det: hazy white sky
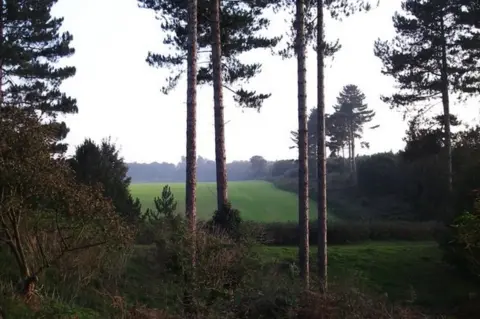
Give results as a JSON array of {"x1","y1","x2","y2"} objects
[{"x1": 53, "y1": 0, "x2": 479, "y2": 164}]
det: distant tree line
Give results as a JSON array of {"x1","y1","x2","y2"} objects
[{"x1": 127, "y1": 155, "x2": 279, "y2": 183}]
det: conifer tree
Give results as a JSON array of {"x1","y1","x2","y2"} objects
[
  {"x1": 69, "y1": 138, "x2": 142, "y2": 223},
  {"x1": 333, "y1": 84, "x2": 375, "y2": 182},
  {"x1": 295, "y1": 0, "x2": 310, "y2": 289},
  {"x1": 138, "y1": 0, "x2": 281, "y2": 211},
  {"x1": 374, "y1": 0, "x2": 477, "y2": 206},
  {"x1": 0, "y1": 1, "x2": 77, "y2": 153}
]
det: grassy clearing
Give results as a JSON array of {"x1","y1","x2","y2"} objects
[
  {"x1": 130, "y1": 180, "x2": 322, "y2": 222},
  {"x1": 259, "y1": 241, "x2": 475, "y2": 310}
]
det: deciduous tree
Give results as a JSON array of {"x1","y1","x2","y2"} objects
[{"x1": 0, "y1": 109, "x2": 132, "y2": 297}]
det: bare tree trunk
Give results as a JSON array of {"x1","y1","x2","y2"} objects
[
  {"x1": 350, "y1": 126, "x2": 357, "y2": 186},
  {"x1": 439, "y1": 15, "x2": 453, "y2": 217},
  {"x1": 347, "y1": 138, "x2": 352, "y2": 172},
  {"x1": 316, "y1": 0, "x2": 327, "y2": 294},
  {"x1": 186, "y1": 0, "x2": 198, "y2": 268},
  {"x1": 296, "y1": 0, "x2": 309, "y2": 289},
  {"x1": 184, "y1": 0, "x2": 198, "y2": 314},
  {"x1": 211, "y1": 0, "x2": 228, "y2": 212},
  {"x1": 0, "y1": 2, "x2": 4, "y2": 106}
]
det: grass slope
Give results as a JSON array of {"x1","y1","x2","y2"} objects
[
  {"x1": 259, "y1": 242, "x2": 474, "y2": 309},
  {"x1": 130, "y1": 180, "x2": 320, "y2": 222}
]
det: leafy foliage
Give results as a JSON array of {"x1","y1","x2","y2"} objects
[
  {"x1": 0, "y1": 108, "x2": 133, "y2": 288},
  {"x1": 441, "y1": 194, "x2": 480, "y2": 282}
]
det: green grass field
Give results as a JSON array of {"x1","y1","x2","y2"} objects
[
  {"x1": 259, "y1": 242, "x2": 474, "y2": 309},
  {"x1": 130, "y1": 180, "x2": 320, "y2": 222}
]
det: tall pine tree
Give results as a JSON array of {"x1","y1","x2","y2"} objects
[
  {"x1": 295, "y1": 0, "x2": 310, "y2": 289},
  {"x1": 0, "y1": 1, "x2": 77, "y2": 153},
  {"x1": 333, "y1": 84, "x2": 375, "y2": 183},
  {"x1": 138, "y1": 0, "x2": 281, "y2": 211},
  {"x1": 374, "y1": 0, "x2": 476, "y2": 215}
]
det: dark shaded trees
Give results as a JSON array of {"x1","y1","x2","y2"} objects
[
  {"x1": 69, "y1": 138, "x2": 142, "y2": 223},
  {"x1": 374, "y1": 0, "x2": 479, "y2": 210},
  {"x1": 249, "y1": 155, "x2": 268, "y2": 179},
  {"x1": 0, "y1": 109, "x2": 132, "y2": 295},
  {"x1": 0, "y1": 0, "x2": 77, "y2": 153}
]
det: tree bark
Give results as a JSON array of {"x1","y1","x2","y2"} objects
[
  {"x1": 211, "y1": 0, "x2": 228, "y2": 212},
  {"x1": 184, "y1": 0, "x2": 198, "y2": 314},
  {"x1": 0, "y1": 2, "x2": 4, "y2": 106},
  {"x1": 439, "y1": 14, "x2": 453, "y2": 217},
  {"x1": 296, "y1": 0, "x2": 309, "y2": 289},
  {"x1": 316, "y1": 0, "x2": 327, "y2": 294},
  {"x1": 350, "y1": 123, "x2": 357, "y2": 186},
  {"x1": 186, "y1": 0, "x2": 198, "y2": 265}
]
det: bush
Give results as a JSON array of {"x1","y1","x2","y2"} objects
[
  {"x1": 297, "y1": 289, "x2": 427, "y2": 319},
  {"x1": 209, "y1": 201, "x2": 242, "y2": 239},
  {"x1": 150, "y1": 210, "x2": 266, "y2": 317},
  {"x1": 441, "y1": 194, "x2": 480, "y2": 282},
  {"x1": 262, "y1": 220, "x2": 441, "y2": 246},
  {"x1": 136, "y1": 185, "x2": 178, "y2": 245}
]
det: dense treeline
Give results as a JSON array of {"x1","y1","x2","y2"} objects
[
  {"x1": 274, "y1": 112, "x2": 480, "y2": 222},
  {"x1": 127, "y1": 155, "x2": 275, "y2": 182}
]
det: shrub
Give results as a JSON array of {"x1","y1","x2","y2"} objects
[
  {"x1": 297, "y1": 289, "x2": 427, "y2": 319},
  {"x1": 441, "y1": 194, "x2": 480, "y2": 281},
  {"x1": 151, "y1": 211, "x2": 263, "y2": 317},
  {"x1": 0, "y1": 108, "x2": 133, "y2": 298},
  {"x1": 136, "y1": 185, "x2": 178, "y2": 244},
  {"x1": 209, "y1": 201, "x2": 242, "y2": 239}
]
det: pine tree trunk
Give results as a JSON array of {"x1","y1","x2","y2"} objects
[
  {"x1": 296, "y1": 0, "x2": 309, "y2": 289},
  {"x1": 347, "y1": 137, "x2": 352, "y2": 172},
  {"x1": 186, "y1": 0, "x2": 198, "y2": 266},
  {"x1": 211, "y1": 0, "x2": 228, "y2": 212},
  {"x1": 0, "y1": 3, "x2": 3, "y2": 106},
  {"x1": 316, "y1": 0, "x2": 327, "y2": 294},
  {"x1": 184, "y1": 0, "x2": 198, "y2": 314},
  {"x1": 440, "y1": 15, "x2": 453, "y2": 216},
  {"x1": 350, "y1": 126, "x2": 357, "y2": 186}
]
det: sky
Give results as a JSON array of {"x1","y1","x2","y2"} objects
[{"x1": 52, "y1": 0, "x2": 479, "y2": 164}]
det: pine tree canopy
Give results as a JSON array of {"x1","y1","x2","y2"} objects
[
  {"x1": 138, "y1": 0, "x2": 282, "y2": 109},
  {"x1": 0, "y1": 0, "x2": 77, "y2": 152},
  {"x1": 374, "y1": 0, "x2": 479, "y2": 108}
]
